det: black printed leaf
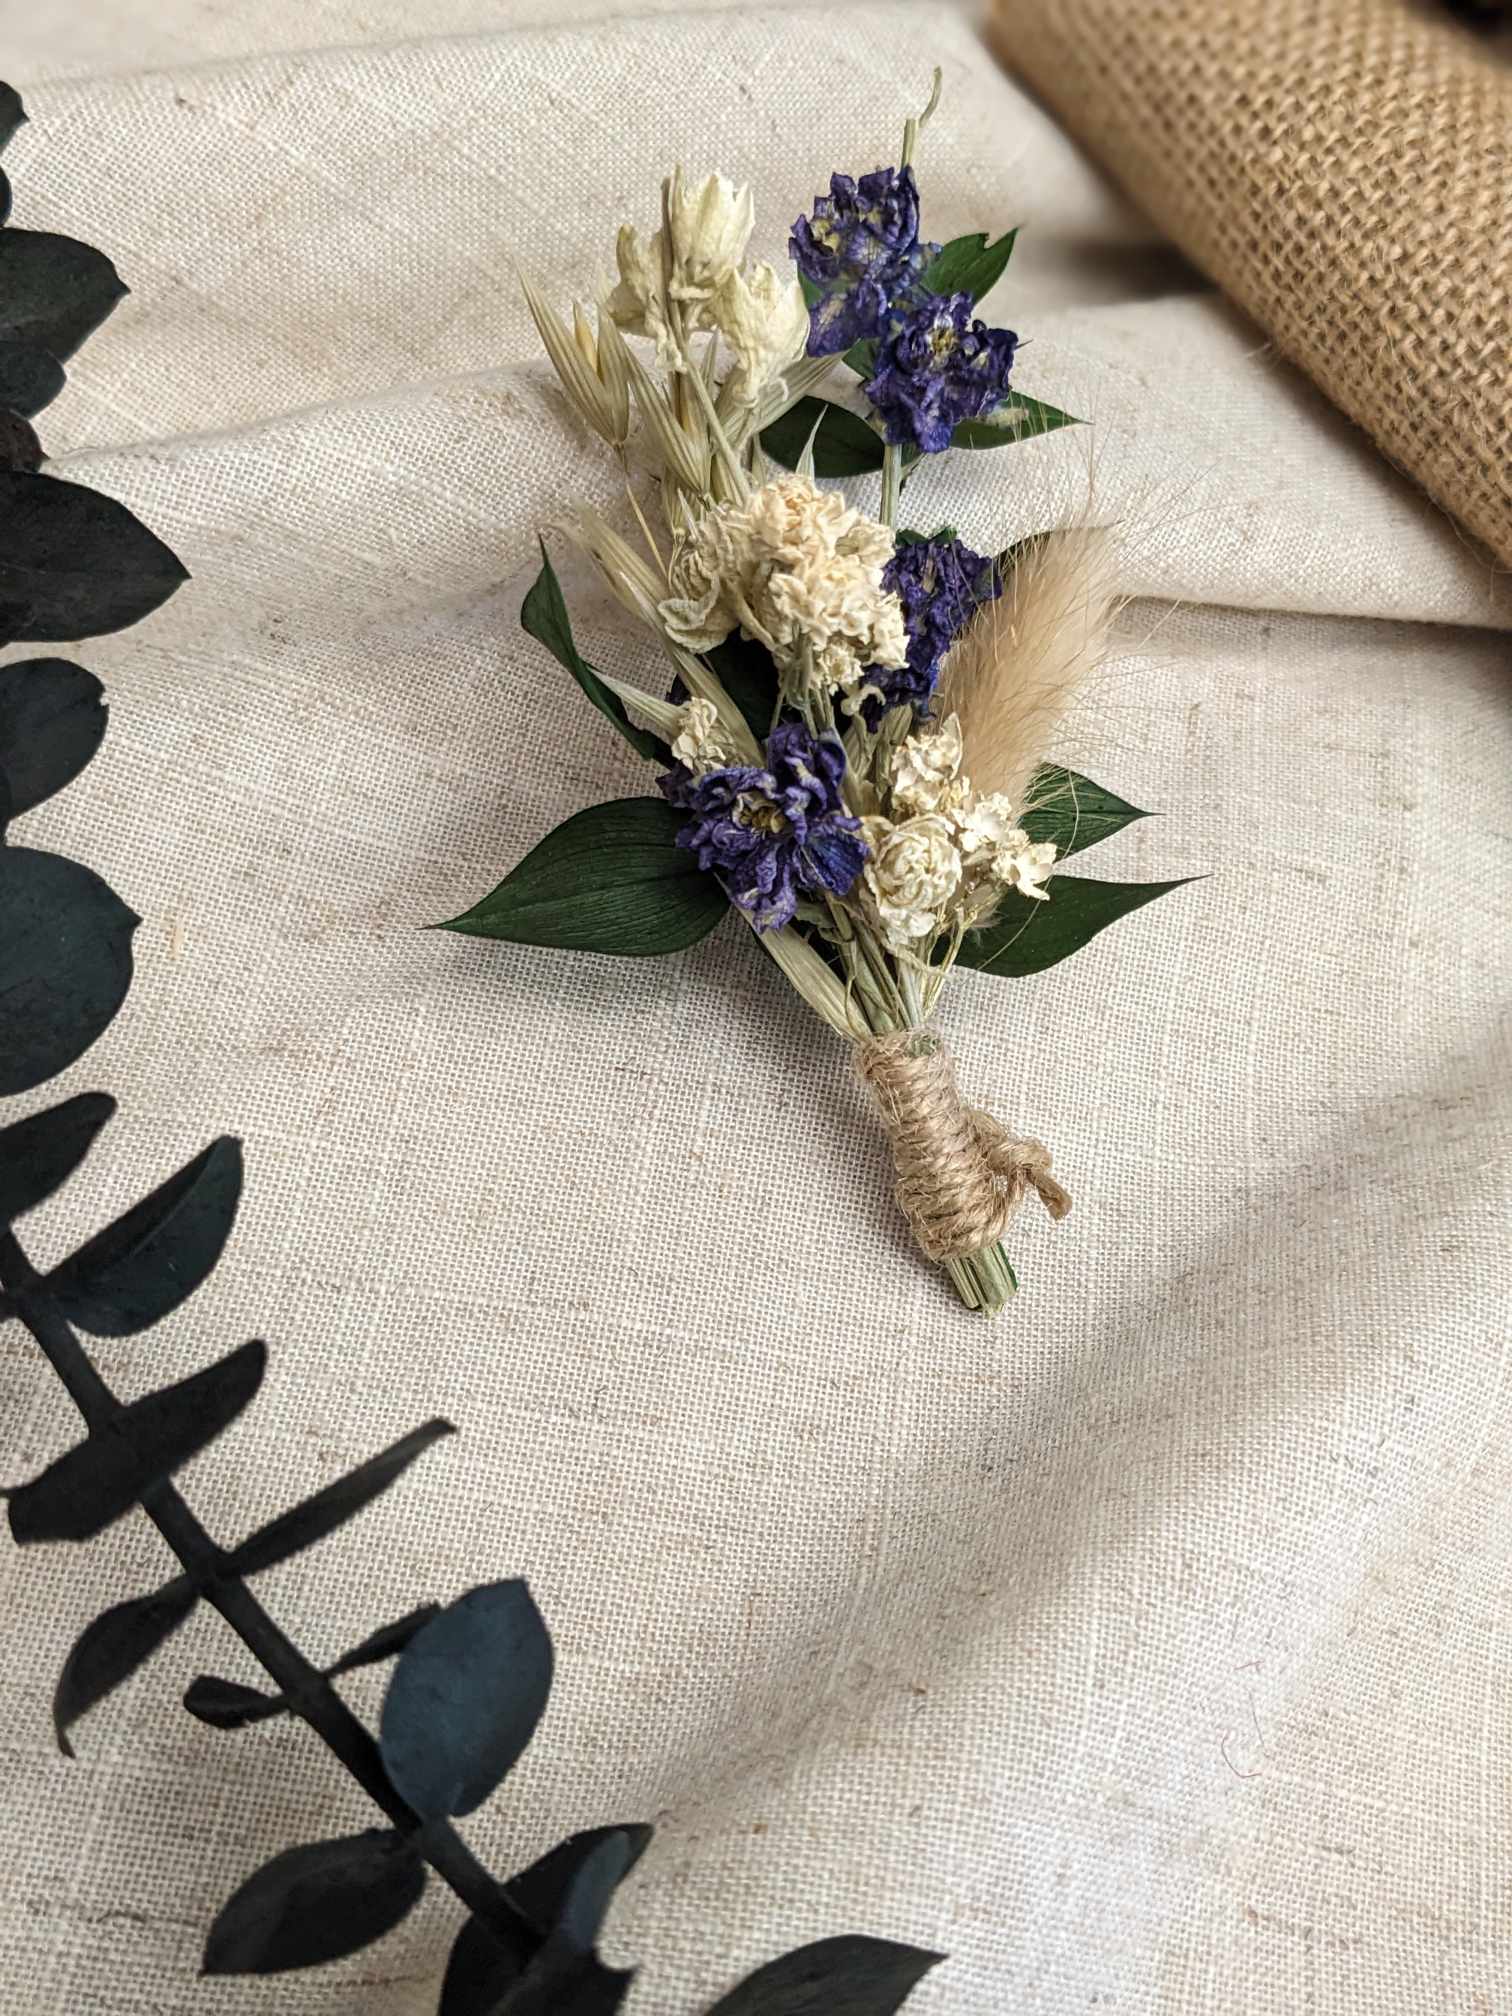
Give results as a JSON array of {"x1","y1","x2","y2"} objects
[
  {"x1": 54, "y1": 1575, "x2": 197, "y2": 1756},
  {"x1": 0, "y1": 341, "x2": 65, "y2": 420},
  {"x1": 184, "y1": 1603, "x2": 442, "y2": 1730},
  {"x1": 0, "y1": 657, "x2": 107, "y2": 818},
  {"x1": 0, "y1": 472, "x2": 188, "y2": 644},
  {"x1": 202, "y1": 1829, "x2": 425, "y2": 1976},
  {"x1": 228, "y1": 1419, "x2": 456, "y2": 1578},
  {"x1": 0, "y1": 167, "x2": 10, "y2": 228},
  {"x1": 441, "y1": 1825, "x2": 654, "y2": 2015},
  {"x1": 0, "y1": 846, "x2": 137, "y2": 1097},
  {"x1": 0, "y1": 407, "x2": 41, "y2": 472},
  {"x1": 0, "y1": 1091, "x2": 115, "y2": 1225},
  {"x1": 182, "y1": 1675, "x2": 276, "y2": 1729},
  {"x1": 522, "y1": 542, "x2": 666, "y2": 763},
  {"x1": 955, "y1": 875, "x2": 1195, "y2": 979},
  {"x1": 9, "y1": 1339, "x2": 266, "y2": 1544},
  {"x1": 704, "y1": 635, "x2": 778, "y2": 742},
  {"x1": 0, "y1": 84, "x2": 24, "y2": 152},
  {"x1": 380, "y1": 1579, "x2": 553, "y2": 1820},
  {"x1": 47, "y1": 1136, "x2": 243, "y2": 1336},
  {"x1": 760, "y1": 397, "x2": 884, "y2": 477},
  {"x1": 1021, "y1": 766, "x2": 1150, "y2": 858},
  {"x1": 488, "y1": 1834, "x2": 637, "y2": 2016},
  {"x1": 437, "y1": 799, "x2": 727, "y2": 957},
  {"x1": 0, "y1": 230, "x2": 127, "y2": 366},
  {"x1": 706, "y1": 1935, "x2": 945, "y2": 2015}
]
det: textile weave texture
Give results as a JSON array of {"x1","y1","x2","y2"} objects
[
  {"x1": 989, "y1": 0, "x2": 1512, "y2": 567},
  {"x1": 1, "y1": 3, "x2": 1510, "y2": 2013}
]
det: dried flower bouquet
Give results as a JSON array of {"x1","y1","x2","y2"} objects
[{"x1": 440, "y1": 80, "x2": 1186, "y2": 1312}]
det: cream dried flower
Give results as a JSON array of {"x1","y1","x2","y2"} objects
[
  {"x1": 670, "y1": 695, "x2": 733, "y2": 775},
  {"x1": 992, "y1": 831, "x2": 1058, "y2": 901},
  {"x1": 712, "y1": 261, "x2": 810, "y2": 407},
  {"x1": 658, "y1": 474, "x2": 906, "y2": 708},
  {"x1": 860, "y1": 812, "x2": 963, "y2": 952},
  {"x1": 890, "y1": 713, "x2": 969, "y2": 816},
  {"x1": 665, "y1": 170, "x2": 756, "y2": 300},
  {"x1": 952, "y1": 790, "x2": 1058, "y2": 903}
]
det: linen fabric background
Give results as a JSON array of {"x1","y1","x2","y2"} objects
[{"x1": 1, "y1": 4, "x2": 1510, "y2": 2013}]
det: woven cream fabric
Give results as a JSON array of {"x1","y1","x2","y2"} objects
[
  {"x1": 2, "y1": 5, "x2": 1510, "y2": 2014},
  {"x1": 989, "y1": 0, "x2": 1512, "y2": 570}
]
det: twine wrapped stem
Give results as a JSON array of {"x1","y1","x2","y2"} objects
[{"x1": 858, "y1": 1027, "x2": 1071, "y2": 1267}]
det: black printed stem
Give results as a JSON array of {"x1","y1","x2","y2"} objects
[{"x1": 0, "y1": 1228, "x2": 532, "y2": 1946}]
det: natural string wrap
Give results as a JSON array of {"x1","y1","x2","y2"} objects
[{"x1": 857, "y1": 1028, "x2": 1071, "y2": 1264}]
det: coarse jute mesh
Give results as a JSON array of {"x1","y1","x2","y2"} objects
[{"x1": 990, "y1": 0, "x2": 1512, "y2": 568}]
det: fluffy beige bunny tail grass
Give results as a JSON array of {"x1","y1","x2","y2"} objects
[{"x1": 936, "y1": 527, "x2": 1118, "y2": 813}]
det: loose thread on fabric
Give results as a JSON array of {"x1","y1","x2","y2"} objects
[{"x1": 857, "y1": 1027, "x2": 1071, "y2": 1264}]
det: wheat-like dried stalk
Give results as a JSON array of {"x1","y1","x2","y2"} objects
[{"x1": 936, "y1": 526, "x2": 1118, "y2": 811}]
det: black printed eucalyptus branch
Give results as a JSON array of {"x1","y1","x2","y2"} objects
[{"x1": 0, "y1": 88, "x2": 943, "y2": 2015}]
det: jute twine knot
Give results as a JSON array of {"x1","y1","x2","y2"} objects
[{"x1": 858, "y1": 1027, "x2": 1071, "y2": 1264}]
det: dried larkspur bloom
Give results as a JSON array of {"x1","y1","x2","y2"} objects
[{"x1": 866, "y1": 290, "x2": 1018, "y2": 454}]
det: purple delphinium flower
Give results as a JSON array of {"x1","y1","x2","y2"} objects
[
  {"x1": 862, "y1": 534, "x2": 1001, "y2": 723},
  {"x1": 866, "y1": 291, "x2": 1018, "y2": 453},
  {"x1": 790, "y1": 166, "x2": 936, "y2": 357},
  {"x1": 663, "y1": 720, "x2": 866, "y2": 931}
]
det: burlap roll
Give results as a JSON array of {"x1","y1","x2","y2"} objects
[{"x1": 989, "y1": 0, "x2": 1512, "y2": 569}]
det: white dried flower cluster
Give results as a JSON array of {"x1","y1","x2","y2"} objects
[
  {"x1": 609, "y1": 170, "x2": 809, "y2": 408},
  {"x1": 670, "y1": 695, "x2": 734, "y2": 776},
  {"x1": 658, "y1": 473, "x2": 908, "y2": 712},
  {"x1": 859, "y1": 713, "x2": 1058, "y2": 952}
]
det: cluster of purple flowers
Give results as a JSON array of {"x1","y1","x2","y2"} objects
[
  {"x1": 862, "y1": 533, "x2": 1002, "y2": 722},
  {"x1": 791, "y1": 167, "x2": 1019, "y2": 456},
  {"x1": 663, "y1": 720, "x2": 866, "y2": 931}
]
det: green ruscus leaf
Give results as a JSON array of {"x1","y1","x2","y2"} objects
[
  {"x1": 955, "y1": 874, "x2": 1196, "y2": 979},
  {"x1": 436, "y1": 798, "x2": 727, "y2": 957},
  {"x1": 760, "y1": 396, "x2": 885, "y2": 477},
  {"x1": 949, "y1": 391, "x2": 1082, "y2": 450},
  {"x1": 521, "y1": 540, "x2": 665, "y2": 763},
  {"x1": 918, "y1": 229, "x2": 1019, "y2": 304},
  {"x1": 1021, "y1": 767, "x2": 1150, "y2": 858}
]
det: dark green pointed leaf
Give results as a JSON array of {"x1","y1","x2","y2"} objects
[
  {"x1": 436, "y1": 798, "x2": 727, "y2": 956},
  {"x1": 956, "y1": 874, "x2": 1194, "y2": 978},
  {"x1": 0, "y1": 341, "x2": 65, "y2": 419},
  {"x1": 0, "y1": 657, "x2": 107, "y2": 818},
  {"x1": 1021, "y1": 767, "x2": 1150, "y2": 858},
  {"x1": 0, "y1": 230, "x2": 127, "y2": 365},
  {"x1": 380, "y1": 1579, "x2": 553, "y2": 1820},
  {"x1": 705, "y1": 635, "x2": 778, "y2": 741},
  {"x1": 522, "y1": 542, "x2": 665, "y2": 763},
  {"x1": 202, "y1": 1830, "x2": 425, "y2": 1976},
  {"x1": 54, "y1": 1575, "x2": 197, "y2": 1756},
  {"x1": 47, "y1": 1136, "x2": 243, "y2": 1336},
  {"x1": 9, "y1": 1339, "x2": 266, "y2": 1544},
  {"x1": 760, "y1": 396, "x2": 884, "y2": 477},
  {"x1": 441, "y1": 1824, "x2": 653, "y2": 2014},
  {"x1": 0, "y1": 472, "x2": 188, "y2": 644},
  {"x1": 0, "y1": 846, "x2": 137, "y2": 1097},
  {"x1": 0, "y1": 407, "x2": 41, "y2": 471},
  {"x1": 707, "y1": 1935, "x2": 945, "y2": 2015},
  {"x1": 919, "y1": 229, "x2": 1018, "y2": 304},
  {"x1": 229, "y1": 1418, "x2": 456, "y2": 1578},
  {"x1": 0, "y1": 1091, "x2": 115, "y2": 1225},
  {"x1": 950, "y1": 391, "x2": 1081, "y2": 449},
  {"x1": 895, "y1": 526, "x2": 957, "y2": 549},
  {"x1": 184, "y1": 1602, "x2": 443, "y2": 1730}
]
